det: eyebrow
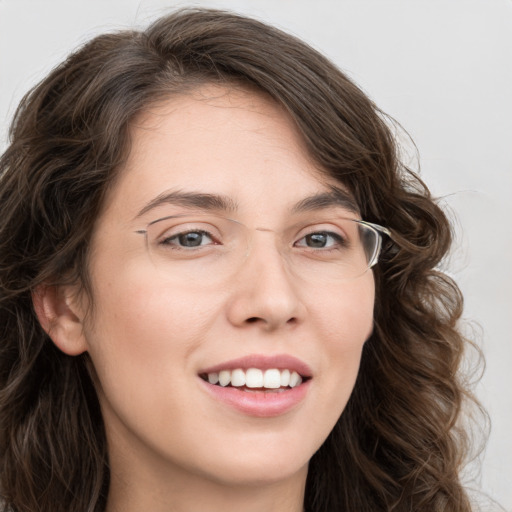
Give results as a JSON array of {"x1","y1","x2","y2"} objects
[
  {"x1": 135, "y1": 185, "x2": 359, "y2": 219},
  {"x1": 291, "y1": 186, "x2": 360, "y2": 215},
  {"x1": 135, "y1": 190, "x2": 238, "y2": 218}
]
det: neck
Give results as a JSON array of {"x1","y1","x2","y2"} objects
[
  {"x1": 106, "y1": 463, "x2": 307, "y2": 512},
  {"x1": 104, "y1": 427, "x2": 308, "y2": 512}
]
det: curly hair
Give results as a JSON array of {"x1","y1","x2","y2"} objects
[{"x1": 0, "y1": 8, "x2": 478, "y2": 511}]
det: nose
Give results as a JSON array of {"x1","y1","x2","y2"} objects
[{"x1": 225, "y1": 232, "x2": 306, "y2": 331}]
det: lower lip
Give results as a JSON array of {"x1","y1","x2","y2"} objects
[{"x1": 199, "y1": 378, "x2": 311, "y2": 418}]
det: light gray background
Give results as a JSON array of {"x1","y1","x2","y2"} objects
[{"x1": 1, "y1": 0, "x2": 510, "y2": 509}]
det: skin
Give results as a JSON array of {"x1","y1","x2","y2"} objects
[{"x1": 36, "y1": 86, "x2": 375, "y2": 512}]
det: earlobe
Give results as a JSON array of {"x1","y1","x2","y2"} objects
[{"x1": 32, "y1": 284, "x2": 88, "y2": 356}]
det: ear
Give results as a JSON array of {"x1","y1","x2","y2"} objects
[{"x1": 32, "y1": 284, "x2": 88, "y2": 356}]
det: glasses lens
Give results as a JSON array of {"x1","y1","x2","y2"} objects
[
  {"x1": 285, "y1": 218, "x2": 379, "y2": 282},
  {"x1": 141, "y1": 214, "x2": 384, "y2": 287},
  {"x1": 143, "y1": 214, "x2": 246, "y2": 290}
]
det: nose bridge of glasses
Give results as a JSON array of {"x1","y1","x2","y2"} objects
[
  {"x1": 241, "y1": 225, "x2": 287, "y2": 256},
  {"x1": 233, "y1": 224, "x2": 298, "y2": 275}
]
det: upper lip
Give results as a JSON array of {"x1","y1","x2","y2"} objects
[{"x1": 199, "y1": 354, "x2": 313, "y2": 378}]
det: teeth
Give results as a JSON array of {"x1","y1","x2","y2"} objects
[
  {"x1": 205, "y1": 368, "x2": 305, "y2": 389},
  {"x1": 263, "y1": 369, "x2": 281, "y2": 389},
  {"x1": 208, "y1": 372, "x2": 219, "y2": 385},
  {"x1": 289, "y1": 371, "x2": 302, "y2": 388},
  {"x1": 231, "y1": 369, "x2": 246, "y2": 387},
  {"x1": 218, "y1": 370, "x2": 231, "y2": 387},
  {"x1": 245, "y1": 368, "x2": 263, "y2": 388}
]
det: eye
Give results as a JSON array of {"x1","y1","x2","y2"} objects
[
  {"x1": 160, "y1": 230, "x2": 215, "y2": 248},
  {"x1": 294, "y1": 231, "x2": 346, "y2": 249}
]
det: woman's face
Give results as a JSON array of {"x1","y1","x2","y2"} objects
[{"x1": 78, "y1": 86, "x2": 375, "y2": 489}]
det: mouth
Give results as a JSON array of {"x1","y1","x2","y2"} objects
[
  {"x1": 197, "y1": 354, "x2": 312, "y2": 417},
  {"x1": 199, "y1": 368, "x2": 310, "y2": 392}
]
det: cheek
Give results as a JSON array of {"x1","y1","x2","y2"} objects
[
  {"x1": 90, "y1": 288, "x2": 207, "y2": 357},
  {"x1": 81, "y1": 274, "x2": 224, "y2": 445},
  {"x1": 313, "y1": 273, "x2": 375, "y2": 347},
  {"x1": 309, "y1": 274, "x2": 375, "y2": 410},
  {"x1": 82, "y1": 262, "x2": 221, "y2": 391}
]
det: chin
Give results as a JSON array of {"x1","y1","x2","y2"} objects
[
  {"x1": 187, "y1": 431, "x2": 316, "y2": 487},
  {"x1": 202, "y1": 457, "x2": 309, "y2": 488}
]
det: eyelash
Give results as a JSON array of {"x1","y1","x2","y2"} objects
[
  {"x1": 160, "y1": 230, "x2": 217, "y2": 248},
  {"x1": 294, "y1": 231, "x2": 347, "y2": 250},
  {"x1": 158, "y1": 228, "x2": 347, "y2": 250}
]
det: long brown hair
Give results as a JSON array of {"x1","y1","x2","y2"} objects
[{"x1": 0, "y1": 8, "x2": 479, "y2": 511}]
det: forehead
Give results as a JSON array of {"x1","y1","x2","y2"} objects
[{"x1": 102, "y1": 85, "x2": 356, "y2": 224}]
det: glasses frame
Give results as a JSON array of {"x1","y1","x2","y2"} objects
[
  {"x1": 352, "y1": 220, "x2": 391, "y2": 269},
  {"x1": 135, "y1": 214, "x2": 392, "y2": 280}
]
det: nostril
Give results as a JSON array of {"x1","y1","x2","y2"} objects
[{"x1": 244, "y1": 315, "x2": 298, "y2": 328}]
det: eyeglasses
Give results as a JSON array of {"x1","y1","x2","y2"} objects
[{"x1": 135, "y1": 213, "x2": 390, "y2": 286}]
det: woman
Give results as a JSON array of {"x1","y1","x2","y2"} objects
[{"x1": 0, "y1": 8, "x2": 478, "y2": 512}]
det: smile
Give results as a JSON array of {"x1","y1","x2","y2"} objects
[
  {"x1": 198, "y1": 354, "x2": 312, "y2": 417},
  {"x1": 200, "y1": 368, "x2": 305, "y2": 390}
]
